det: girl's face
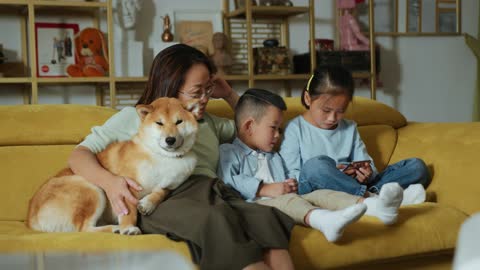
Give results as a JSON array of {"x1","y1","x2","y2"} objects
[
  {"x1": 250, "y1": 105, "x2": 283, "y2": 153},
  {"x1": 177, "y1": 63, "x2": 212, "y2": 119},
  {"x1": 304, "y1": 92, "x2": 350, "y2": 130}
]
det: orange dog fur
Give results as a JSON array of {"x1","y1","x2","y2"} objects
[
  {"x1": 66, "y1": 27, "x2": 109, "y2": 77},
  {"x1": 27, "y1": 98, "x2": 199, "y2": 235}
]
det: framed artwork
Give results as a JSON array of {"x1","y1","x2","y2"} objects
[
  {"x1": 173, "y1": 10, "x2": 222, "y2": 56},
  {"x1": 35, "y1": 22, "x2": 79, "y2": 77}
]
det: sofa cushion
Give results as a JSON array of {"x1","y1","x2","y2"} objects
[
  {"x1": 0, "y1": 221, "x2": 191, "y2": 259},
  {"x1": 358, "y1": 125, "x2": 397, "y2": 172},
  {"x1": 289, "y1": 203, "x2": 467, "y2": 269},
  {"x1": 391, "y1": 122, "x2": 480, "y2": 215}
]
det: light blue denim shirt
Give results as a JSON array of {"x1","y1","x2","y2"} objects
[{"x1": 217, "y1": 138, "x2": 288, "y2": 201}]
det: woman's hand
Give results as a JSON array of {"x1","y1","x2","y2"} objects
[
  {"x1": 104, "y1": 176, "x2": 143, "y2": 216},
  {"x1": 210, "y1": 76, "x2": 239, "y2": 109},
  {"x1": 210, "y1": 76, "x2": 233, "y2": 99}
]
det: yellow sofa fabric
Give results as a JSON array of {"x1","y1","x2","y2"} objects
[{"x1": 0, "y1": 96, "x2": 477, "y2": 270}]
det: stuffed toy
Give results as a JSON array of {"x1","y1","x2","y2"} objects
[
  {"x1": 67, "y1": 28, "x2": 109, "y2": 77},
  {"x1": 337, "y1": 0, "x2": 370, "y2": 51}
]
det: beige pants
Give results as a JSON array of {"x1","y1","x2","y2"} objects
[{"x1": 256, "y1": 190, "x2": 360, "y2": 225}]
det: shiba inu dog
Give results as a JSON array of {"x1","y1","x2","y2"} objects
[{"x1": 27, "y1": 97, "x2": 199, "y2": 235}]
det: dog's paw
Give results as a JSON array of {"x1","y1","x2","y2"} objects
[
  {"x1": 137, "y1": 197, "x2": 156, "y2": 216},
  {"x1": 112, "y1": 226, "x2": 121, "y2": 234},
  {"x1": 120, "y1": 226, "x2": 142, "y2": 235}
]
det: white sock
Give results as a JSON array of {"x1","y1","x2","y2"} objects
[
  {"x1": 401, "y1": 184, "x2": 426, "y2": 206},
  {"x1": 308, "y1": 204, "x2": 367, "y2": 242},
  {"x1": 363, "y1": 182, "x2": 403, "y2": 225}
]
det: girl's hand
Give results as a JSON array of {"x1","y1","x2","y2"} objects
[
  {"x1": 355, "y1": 164, "x2": 373, "y2": 183},
  {"x1": 210, "y1": 76, "x2": 234, "y2": 99},
  {"x1": 338, "y1": 164, "x2": 356, "y2": 177},
  {"x1": 104, "y1": 176, "x2": 143, "y2": 216}
]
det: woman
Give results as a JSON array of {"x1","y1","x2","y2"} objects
[{"x1": 68, "y1": 44, "x2": 295, "y2": 270}]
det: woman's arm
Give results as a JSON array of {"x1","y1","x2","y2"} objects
[{"x1": 69, "y1": 146, "x2": 142, "y2": 216}]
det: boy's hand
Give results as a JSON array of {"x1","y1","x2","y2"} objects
[
  {"x1": 284, "y1": 178, "x2": 298, "y2": 193},
  {"x1": 337, "y1": 164, "x2": 356, "y2": 177},
  {"x1": 258, "y1": 181, "x2": 296, "y2": 198}
]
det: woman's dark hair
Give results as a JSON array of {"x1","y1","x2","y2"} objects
[
  {"x1": 301, "y1": 65, "x2": 355, "y2": 109},
  {"x1": 136, "y1": 44, "x2": 217, "y2": 105}
]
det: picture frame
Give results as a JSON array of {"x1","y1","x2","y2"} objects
[
  {"x1": 173, "y1": 10, "x2": 223, "y2": 56},
  {"x1": 35, "y1": 22, "x2": 79, "y2": 77}
]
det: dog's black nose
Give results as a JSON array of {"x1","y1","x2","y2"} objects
[
  {"x1": 83, "y1": 44, "x2": 88, "y2": 49},
  {"x1": 165, "y1": 137, "x2": 176, "y2": 146}
]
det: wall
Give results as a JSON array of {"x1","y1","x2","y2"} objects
[{"x1": 0, "y1": 0, "x2": 478, "y2": 122}]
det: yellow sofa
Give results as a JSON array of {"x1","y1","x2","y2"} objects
[{"x1": 1, "y1": 96, "x2": 479, "y2": 269}]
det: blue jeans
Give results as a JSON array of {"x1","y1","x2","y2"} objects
[{"x1": 298, "y1": 155, "x2": 431, "y2": 196}]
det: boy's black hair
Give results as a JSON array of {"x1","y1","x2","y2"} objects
[{"x1": 234, "y1": 88, "x2": 287, "y2": 131}]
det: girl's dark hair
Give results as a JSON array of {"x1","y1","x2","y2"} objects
[
  {"x1": 301, "y1": 65, "x2": 355, "y2": 109},
  {"x1": 136, "y1": 44, "x2": 217, "y2": 105}
]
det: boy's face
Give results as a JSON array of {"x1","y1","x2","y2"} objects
[{"x1": 251, "y1": 105, "x2": 283, "y2": 153}]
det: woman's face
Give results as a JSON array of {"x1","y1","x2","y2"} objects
[{"x1": 177, "y1": 63, "x2": 212, "y2": 119}]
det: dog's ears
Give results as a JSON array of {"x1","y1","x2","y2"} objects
[
  {"x1": 182, "y1": 99, "x2": 201, "y2": 119},
  {"x1": 136, "y1": 104, "x2": 153, "y2": 121}
]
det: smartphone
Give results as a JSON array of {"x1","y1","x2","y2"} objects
[{"x1": 341, "y1": 160, "x2": 372, "y2": 171}]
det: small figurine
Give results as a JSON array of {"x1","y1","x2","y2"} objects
[
  {"x1": 161, "y1": 14, "x2": 174, "y2": 42},
  {"x1": 210, "y1": 32, "x2": 233, "y2": 76},
  {"x1": 337, "y1": 0, "x2": 370, "y2": 51},
  {"x1": 120, "y1": 0, "x2": 143, "y2": 29}
]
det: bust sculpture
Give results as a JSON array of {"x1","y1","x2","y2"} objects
[{"x1": 210, "y1": 32, "x2": 233, "y2": 76}]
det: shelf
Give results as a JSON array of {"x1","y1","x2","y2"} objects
[
  {"x1": 0, "y1": 77, "x2": 31, "y2": 84},
  {"x1": 37, "y1": 77, "x2": 110, "y2": 84},
  {"x1": 352, "y1": 72, "x2": 372, "y2": 79},
  {"x1": 226, "y1": 6, "x2": 309, "y2": 19},
  {"x1": 254, "y1": 74, "x2": 310, "y2": 80},
  {"x1": 0, "y1": 0, "x2": 27, "y2": 5},
  {"x1": 114, "y1": 77, "x2": 148, "y2": 83}
]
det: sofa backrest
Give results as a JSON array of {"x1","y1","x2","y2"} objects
[
  {"x1": 0, "y1": 97, "x2": 407, "y2": 222},
  {"x1": 0, "y1": 104, "x2": 116, "y2": 221}
]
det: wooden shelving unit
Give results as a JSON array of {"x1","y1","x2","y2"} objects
[
  {"x1": 222, "y1": 0, "x2": 315, "y2": 96},
  {"x1": 0, "y1": 0, "x2": 150, "y2": 108}
]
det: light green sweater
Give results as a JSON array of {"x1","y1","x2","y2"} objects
[{"x1": 79, "y1": 107, "x2": 235, "y2": 178}]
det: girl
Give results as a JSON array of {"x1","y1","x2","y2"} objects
[
  {"x1": 68, "y1": 44, "x2": 295, "y2": 270},
  {"x1": 280, "y1": 66, "x2": 430, "y2": 205}
]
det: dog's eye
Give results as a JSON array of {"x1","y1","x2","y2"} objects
[
  {"x1": 156, "y1": 121, "x2": 163, "y2": 126},
  {"x1": 176, "y1": 120, "x2": 183, "y2": 125}
]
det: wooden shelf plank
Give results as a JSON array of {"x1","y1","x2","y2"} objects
[
  {"x1": 37, "y1": 77, "x2": 110, "y2": 83},
  {"x1": 114, "y1": 77, "x2": 148, "y2": 82},
  {"x1": 0, "y1": 77, "x2": 32, "y2": 84},
  {"x1": 0, "y1": 0, "x2": 28, "y2": 5},
  {"x1": 227, "y1": 6, "x2": 309, "y2": 19},
  {"x1": 224, "y1": 74, "x2": 249, "y2": 81},
  {"x1": 352, "y1": 72, "x2": 372, "y2": 79},
  {"x1": 254, "y1": 74, "x2": 310, "y2": 80}
]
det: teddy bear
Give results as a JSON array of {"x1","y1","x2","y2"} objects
[{"x1": 67, "y1": 28, "x2": 109, "y2": 77}]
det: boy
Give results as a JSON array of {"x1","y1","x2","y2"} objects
[{"x1": 217, "y1": 88, "x2": 404, "y2": 242}]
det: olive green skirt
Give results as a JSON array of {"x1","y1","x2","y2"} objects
[{"x1": 138, "y1": 175, "x2": 295, "y2": 270}]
